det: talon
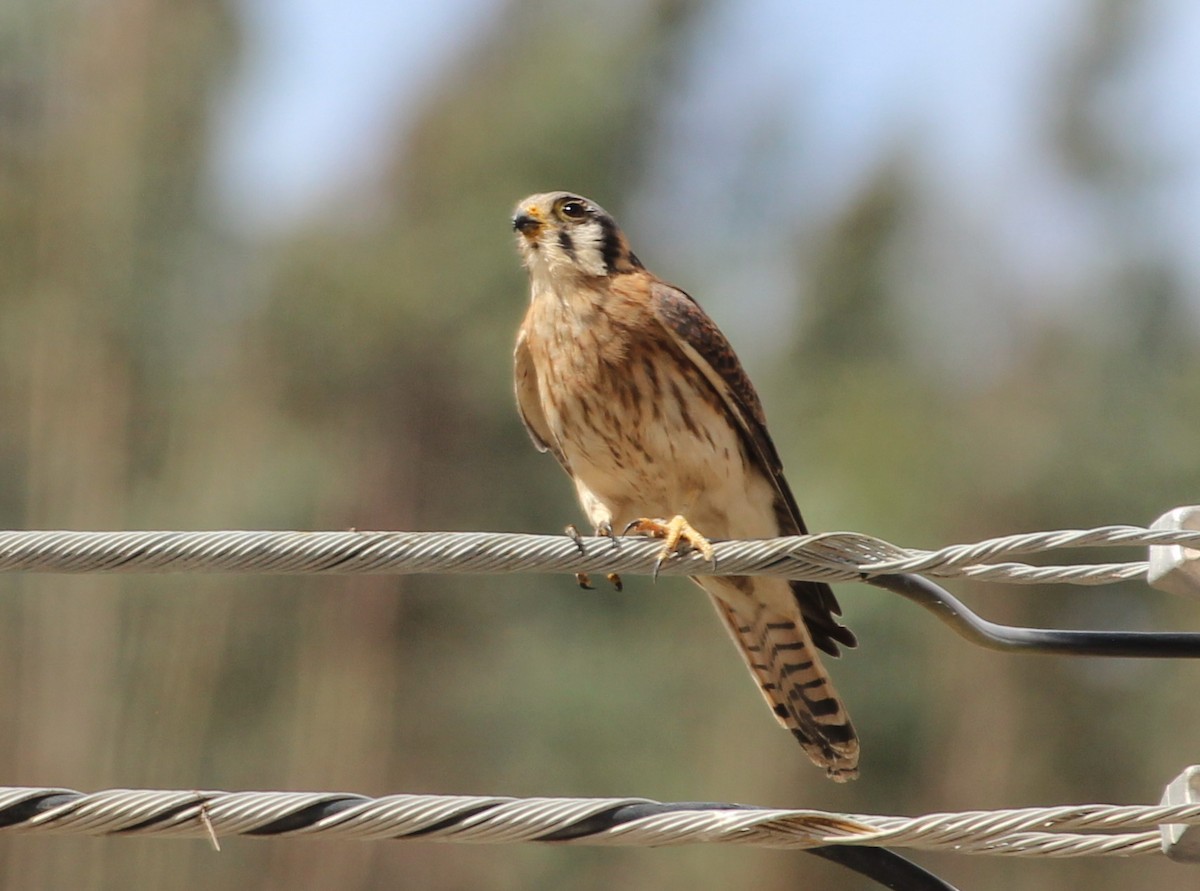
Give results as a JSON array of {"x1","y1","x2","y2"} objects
[
  {"x1": 596, "y1": 521, "x2": 619, "y2": 548},
  {"x1": 565, "y1": 524, "x2": 586, "y2": 555},
  {"x1": 624, "y1": 515, "x2": 716, "y2": 580},
  {"x1": 606, "y1": 572, "x2": 623, "y2": 591},
  {"x1": 620, "y1": 519, "x2": 643, "y2": 537},
  {"x1": 576, "y1": 572, "x2": 594, "y2": 590}
]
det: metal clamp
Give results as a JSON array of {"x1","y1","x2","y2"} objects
[
  {"x1": 1149, "y1": 507, "x2": 1200, "y2": 598},
  {"x1": 1161, "y1": 765, "x2": 1200, "y2": 862}
]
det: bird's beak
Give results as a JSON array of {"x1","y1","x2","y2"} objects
[{"x1": 512, "y1": 213, "x2": 542, "y2": 238}]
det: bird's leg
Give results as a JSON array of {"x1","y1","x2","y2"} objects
[
  {"x1": 564, "y1": 524, "x2": 593, "y2": 589},
  {"x1": 623, "y1": 515, "x2": 717, "y2": 580}
]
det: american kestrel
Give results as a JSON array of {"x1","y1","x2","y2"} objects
[{"x1": 512, "y1": 192, "x2": 859, "y2": 781}]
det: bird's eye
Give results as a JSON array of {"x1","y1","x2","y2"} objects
[{"x1": 558, "y1": 200, "x2": 588, "y2": 221}]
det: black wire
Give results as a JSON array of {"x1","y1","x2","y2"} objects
[
  {"x1": 808, "y1": 844, "x2": 961, "y2": 890},
  {"x1": 867, "y1": 573, "x2": 1200, "y2": 657}
]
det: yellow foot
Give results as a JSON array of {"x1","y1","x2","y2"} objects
[
  {"x1": 623, "y1": 515, "x2": 716, "y2": 579},
  {"x1": 576, "y1": 571, "x2": 623, "y2": 591}
]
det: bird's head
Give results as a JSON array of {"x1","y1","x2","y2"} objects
[{"x1": 512, "y1": 192, "x2": 642, "y2": 283}]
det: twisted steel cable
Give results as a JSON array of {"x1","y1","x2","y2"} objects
[
  {"x1": 0, "y1": 786, "x2": 1195, "y2": 859},
  {"x1": 3, "y1": 524, "x2": 1198, "y2": 657},
  {"x1": 0, "y1": 524, "x2": 1195, "y2": 584}
]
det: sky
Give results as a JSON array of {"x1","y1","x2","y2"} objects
[
  {"x1": 207, "y1": 0, "x2": 1200, "y2": 351},
  {"x1": 209, "y1": 0, "x2": 500, "y2": 230}
]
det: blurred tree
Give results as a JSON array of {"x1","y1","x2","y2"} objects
[
  {"x1": 0, "y1": 0, "x2": 1198, "y2": 889},
  {"x1": 0, "y1": 2, "x2": 243, "y2": 888}
]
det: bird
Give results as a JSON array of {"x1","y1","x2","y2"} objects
[{"x1": 511, "y1": 191, "x2": 859, "y2": 781}]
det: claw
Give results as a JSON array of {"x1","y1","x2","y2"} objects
[
  {"x1": 567, "y1": 523, "x2": 625, "y2": 590},
  {"x1": 624, "y1": 515, "x2": 716, "y2": 580},
  {"x1": 598, "y1": 521, "x2": 621, "y2": 549},
  {"x1": 566, "y1": 527, "x2": 592, "y2": 588},
  {"x1": 565, "y1": 524, "x2": 587, "y2": 554},
  {"x1": 593, "y1": 522, "x2": 621, "y2": 588},
  {"x1": 568, "y1": 527, "x2": 590, "y2": 588}
]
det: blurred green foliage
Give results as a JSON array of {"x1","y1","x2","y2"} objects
[{"x1": 1, "y1": 1, "x2": 1198, "y2": 889}]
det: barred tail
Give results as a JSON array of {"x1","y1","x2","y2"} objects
[{"x1": 708, "y1": 592, "x2": 859, "y2": 781}]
